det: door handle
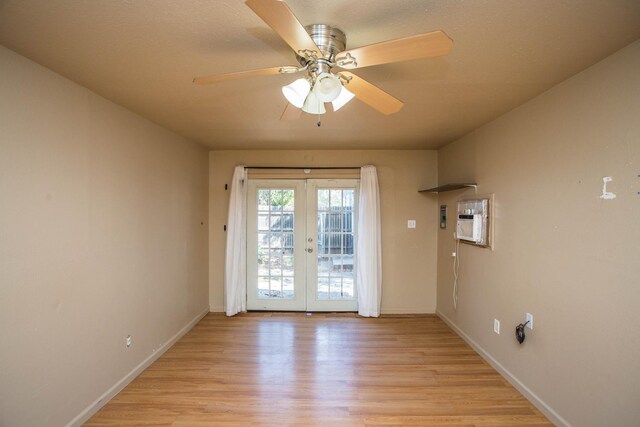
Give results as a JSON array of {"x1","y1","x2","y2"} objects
[{"x1": 306, "y1": 247, "x2": 314, "y2": 253}]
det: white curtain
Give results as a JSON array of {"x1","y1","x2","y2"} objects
[
  {"x1": 224, "y1": 165, "x2": 247, "y2": 316},
  {"x1": 356, "y1": 165, "x2": 382, "y2": 317}
]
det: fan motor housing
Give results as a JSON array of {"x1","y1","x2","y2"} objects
[{"x1": 297, "y1": 24, "x2": 346, "y2": 66}]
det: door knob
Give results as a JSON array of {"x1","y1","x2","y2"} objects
[{"x1": 306, "y1": 247, "x2": 314, "y2": 253}]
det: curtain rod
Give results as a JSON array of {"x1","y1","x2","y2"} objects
[{"x1": 244, "y1": 166, "x2": 361, "y2": 170}]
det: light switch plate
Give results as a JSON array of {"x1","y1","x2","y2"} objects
[{"x1": 408, "y1": 220, "x2": 416, "y2": 229}]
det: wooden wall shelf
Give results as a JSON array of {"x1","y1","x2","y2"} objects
[{"x1": 419, "y1": 183, "x2": 477, "y2": 193}]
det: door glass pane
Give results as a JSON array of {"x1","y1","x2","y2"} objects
[
  {"x1": 282, "y1": 214, "x2": 294, "y2": 231},
  {"x1": 282, "y1": 255, "x2": 294, "y2": 276},
  {"x1": 342, "y1": 272, "x2": 355, "y2": 298},
  {"x1": 258, "y1": 190, "x2": 270, "y2": 211},
  {"x1": 316, "y1": 187, "x2": 356, "y2": 301},
  {"x1": 270, "y1": 214, "x2": 282, "y2": 231},
  {"x1": 317, "y1": 233, "x2": 329, "y2": 255},
  {"x1": 268, "y1": 277, "x2": 282, "y2": 297},
  {"x1": 257, "y1": 233, "x2": 269, "y2": 249},
  {"x1": 258, "y1": 214, "x2": 269, "y2": 231},
  {"x1": 282, "y1": 277, "x2": 294, "y2": 299},
  {"x1": 317, "y1": 277, "x2": 329, "y2": 300},
  {"x1": 258, "y1": 276, "x2": 270, "y2": 294},
  {"x1": 318, "y1": 255, "x2": 331, "y2": 274},
  {"x1": 343, "y1": 190, "x2": 355, "y2": 209},
  {"x1": 256, "y1": 188, "x2": 295, "y2": 300},
  {"x1": 269, "y1": 249, "x2": 282, "y2": 276},
  {"x1": 282, "y1": 232, "x2": 294, "y2": 249},
  {"x1": 330, "y1": 277, "x2": 343, "y2": 298},
  {"x1": 282, "y1": 190, "x2": 295, "y2": 211},
  {"x1": 269, "y1": 234, "x2": 283, "y2": 249},
  {"x1": 318, "y1": 189, "x2": 330, "y2": 210},
  {"x1": 330, "y1": 189, "x2": 342, "y2": 208},
  {"x1": 342, "y1": 234, "x2": 354, "y2": 255},
  {"x1": 257, "y1": 249, "x2": 269, "y2": 276}
]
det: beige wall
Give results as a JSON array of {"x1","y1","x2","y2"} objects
[
  {"x1": 436, "y1": 40, "x2": 640, "y2": 426},
  {"x1": 0, "y1": 46, "x2": 209, "y2": 426},
  {"x1": 209, "y1": 150, "x2": 438, "y2": 314}
]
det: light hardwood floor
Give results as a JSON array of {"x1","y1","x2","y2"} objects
[{"x1": 86, "y1": 313, "x2": 552, "y2": 426}]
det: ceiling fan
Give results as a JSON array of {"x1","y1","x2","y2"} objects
[{"x1": 193, "y1": 0, "x2": 453, "y2": 119}]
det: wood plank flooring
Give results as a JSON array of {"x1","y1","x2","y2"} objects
[{"x1": 86, "y1": 313, "x2": 552, "y2": 426}]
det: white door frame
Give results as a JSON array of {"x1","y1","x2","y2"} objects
[
  {"x1": 246, "y1": 178, "x2": 359, "y2": 311},
  {"x1": 305, "y1": 179, "x2": 359, "y2": 312}
]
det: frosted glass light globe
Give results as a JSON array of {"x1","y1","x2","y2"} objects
[
  {"x1": 313, "y1": 72, "x2": 342, "y2": 103},
  {"x1": 302, "y1": 90, "x2": 326, "y2": 115},
  {"x1": 282, "y1": 78, "x2": 310, "y2": 108},
  {"x1": 331, "y1": 86, "x2": 355, "y2": 111}
]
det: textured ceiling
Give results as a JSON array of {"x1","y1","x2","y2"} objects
[{"x1": 1, "y1": 0, "x2": 639, "y2": 149}]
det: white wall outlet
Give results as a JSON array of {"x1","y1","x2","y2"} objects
[
  {"x1": 126, "y1": 335, "x2": 132, "y2": 348},
  {"x1": 407, "y1": 220, "x2": 416, "y2": 229},
  {"x1": 493, "y1": 319, "x2": 500, "y2": 335},
  {"x1": 526, "y1": 313, "x2": 533, "y2": 330}
]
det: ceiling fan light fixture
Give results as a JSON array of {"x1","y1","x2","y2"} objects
[
  {"x1": 282, "y1": 78, "x2": 311, "y2": 108},
  {"x1": 302, "y1": 90, "x2": 326, "y2": 115},
  {"x1": 331, "y1": 85, "x2": 355, "y2": 111},
  {"x1": 313, "y1": 72, "x2": 342, "y2": 103}
]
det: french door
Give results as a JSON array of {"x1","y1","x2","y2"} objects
[{"x1": 247, "y1": 179, "x2": 358, "y2": 311}]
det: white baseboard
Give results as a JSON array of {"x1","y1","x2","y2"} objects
[
  {"x1": 436, "y1": 310, "x2": 569, "y2": 427},
  {"x1": 209, "y1": 305, "x2": 224, "y2": 313},
  {"x1": 66, "y1": 306, "x2": 210, "y2": 427},
  {"x1": 381, "y1": 308, "x2": 436, "y2": 314}
]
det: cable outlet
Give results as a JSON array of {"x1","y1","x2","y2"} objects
[
  {"x1": 126, "y1": 335, "x2": 132, "y2": 348},
  {"x1": 526, "y1": 313, "x2": 533, "y2": 330},
  {"x1": 493, "y1": 319, "x2": 500, "y2": 335}
]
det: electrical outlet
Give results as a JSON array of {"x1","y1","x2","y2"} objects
[
  {"x1": 126, "y1": 335, "x2": 132, "y2": 348},
  {"x1": 493, "y1": 319, "x2": 500, "y2": 335},
  {"x1": 526, "y1": 313, "x2": 533, "y2": 330},
  {"x1": 407, "y1": 220, "x2": 416, "y2": 229}
]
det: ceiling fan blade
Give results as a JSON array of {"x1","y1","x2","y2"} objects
[
  {"x1": 340, "y1": 72, "x2": 403, "y2": 115},
  {"x1": 335, "y1": 30, "x2": 453, "y2": 69},
  {"x1": 280, "y1": 103, "x2": 302, "y2": 121},
  {"x1": 193, "y1": 66, "x2": 295, "y2": 85},
  {"x1": 245, "y1": 0, "x2": 321, "y2": 58}
]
